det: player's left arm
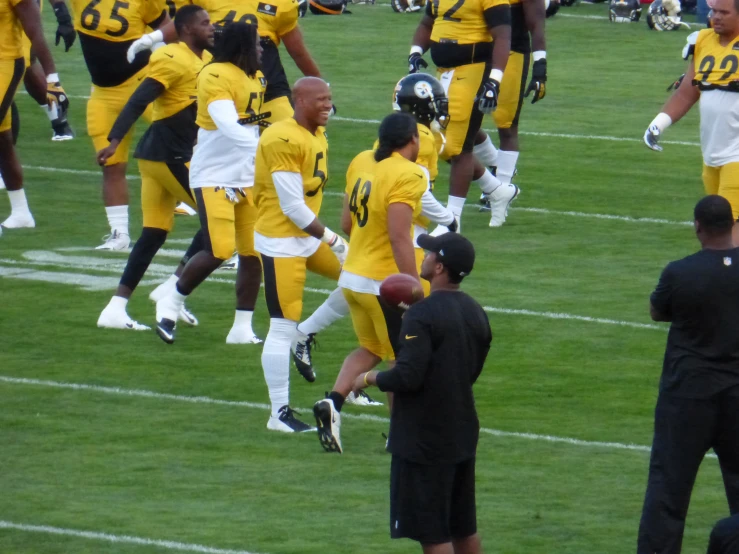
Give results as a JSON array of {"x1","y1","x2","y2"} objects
[
  {"x1": 408, "y1": 9, "x2": 434, "y2": 73},
  {"x1": 388, "y1": 202, "x2": 421, "y2": 282},
  {"x1": 522, "y1": 0, "x2": 547, "y2": 103},
  {"x1": 478, "y1": 4, "x2": 512, "y2": 114},
  {"x1": 649, "y1": 264, "x2": 673, "y2": 322},
  {"x1": 282, "y1": 27, "x2": 321, "y2": 77},
  {"x1": 15, "y1": 0, "x2": 65, "y2": 109},
  {"x1": 644, "y1": 62, "x2": 699, "y2": 151},
  {"x1": 126, "y1": 10, "x2": 175, "y2": 64},
  {"x1": 47, "y1": 0, "x2": 76, "y2": 52}
]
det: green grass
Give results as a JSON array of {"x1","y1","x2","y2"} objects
[{"x1": 0, "y1": 4, "x2": 728, "y2": 554}]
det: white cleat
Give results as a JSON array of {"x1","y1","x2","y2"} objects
[
  {"x1": 313, "y1": 398, "x2": 342, "y2": 453},
  {"x1": 267, "y1": 405, "x2": 315, "y2": 433},
  {"x1": 226, "y1": 326, "x2": 262, "y2": 344},
  {"x1": 174, "y1": 202, "x2": 196, "y2": 216},
  {"x1": 97, "y1": 305, "x2": 150, "y2": 331},
  {"x1": 2, "y1": 212, "x2": 35, "y2": 229},
  {"x1": 345, "y1": 390, "x2": 384, "y2": 407},
  {"x1": 95, "y1": 230, "x2": 130, "y2": 251},
  {"x1": 487, "y1": 184, "x2": 520, "y2": 228},
  {"x1": 219, "y1": 253, "x2": 239, "y2": 270}
]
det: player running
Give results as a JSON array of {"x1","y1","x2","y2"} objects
[{"x1": 97, "y1": 4, "x2": 214, "y2": 331}]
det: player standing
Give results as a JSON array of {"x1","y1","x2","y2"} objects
[
  {"x1": 407, "y1": 0, "x2": 512, "y2": 229},
  {"x1": 96, "y1": 5, "x2": 214, "y2": 331},
  {"x1": 476, "y1": 0, "x2": 547, "y2": 225},
  {"x1": 255, "y1": 77, "x2": 347, "y2": 433},
  {"x1": 644, "y1": 0, "x2": 739, "y2": 245},
  {"x1": 64, "y1": 0, "x2": 171, "y2": 250},
  {"x1": 155, "y1": 21, "x2": 266, "y2": 345},
  {"x1": 314, "y1": 112, "x2": 428, "y2": 454},
  {"x1": 0, "y1": 0, "x2": 67, "y2": 229}
]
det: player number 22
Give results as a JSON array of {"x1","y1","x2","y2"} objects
[{"x1": 349, "y1": 178, "x2": 372, "y2": 228}]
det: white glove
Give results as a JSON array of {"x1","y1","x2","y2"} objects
[
  {"x1": 126, "y1": 30, "x2": 163, "y2": 63},
  {"x1": 322, "y1": 228, "x2": 349, "y2": 264},
  {"x1": 644, "y1": 113, "x2": 672, "y2": 152}
]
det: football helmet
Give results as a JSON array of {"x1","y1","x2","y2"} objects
[
  {"x1": 298, "y1": 0, "x2": 307, "y2": 16},
  {"x1": 546, "y1": 0, "x2": 561, "y2": 18},
  {"x1": 391, "y1": 0, "x2": 426, "y2": 12},
  {"x1": 647, "y1": 0, "x2": 687, "y2": 30},
  {"x1": 392, "y1": 73, "x2": 449, "y2": 130},
  {"x1": 609, "y1": 0, "x2": 641, "y2": 22},
  {"x1": 308, "y1": 0, "x2": 348, "y2": 14}
]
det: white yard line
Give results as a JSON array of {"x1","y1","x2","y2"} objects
[
  {"x1": 0, "y1": 521, "x2": 264, "y2": 554},
  {"x1": 0, "y1": 375, "x2": 658, "y2": 455}
]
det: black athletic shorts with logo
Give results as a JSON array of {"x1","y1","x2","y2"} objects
[{"x1": 390, "y1": 455, "x2": 477, "y2": 544}]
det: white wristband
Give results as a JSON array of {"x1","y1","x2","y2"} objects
[
  {"x1": 651, "y1": 112, "x2": 673, "y2": 132},
  {"x1": 410, "y1": 45, "x2": 423, "y2": 56},
  {"x1": 46, "y1": 73, "x2": 60, "y2": 84},
  {"x1": 320, "y1": 227, "x2": 337, "y2": 245},
  {"x1": 148, "y1": 29, "x2": 164, "y2": 44},
  {"x1": 488, "y1": 69, "x2": 503, "y2": 83},
  {"x1": 532, "y1": 50, "x2": 546, "y2": 62}
]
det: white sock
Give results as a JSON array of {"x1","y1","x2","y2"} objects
[
  {"x1": 8, "y1": 189, "x2": 30, "y2": 214},
  {"x1": 41, "y1": 102, "x2": 58, "y2": 122},
  {"x1": 161, "y1": 290, "x2": 186, "y2": 321},
  {"x1": 474, "y1": 169, "x2": 502, "y2": 195},
  {"x1": 447, "y1": 195, "x2": 466, "y2": 219},
  {"x1": 496, "y1": 151, "x2": 519, "y2": 185},
  {"x1": 231, "y1": 309, "x2": 254, "y2": 333},
  {"x1": 106, "y1": 205, "x2": 129, "y2": 235},
  {"x1": 297, "y1": 288, "x2": 349, "y2": 336},
  {"x1": 109, "y1": 295, "x2": 128, "y2": 311},
  {"x1": 262, "y1": 318, "x2": 297, "y2": 417},
  {"x1": 163, "y1": 274, "x2": 178, "y2": 289},
  {"x1": 473, "y1": 134, "x2": 498, "y2": 168}
]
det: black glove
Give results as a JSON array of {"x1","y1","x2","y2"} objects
[
  {"x1": 408, "y1": 52, "x2": 428, "y2": 74},
  {"x1": 53, "y1": 3, "x2": 76, "y2": 52},
  {"x1": 667, "y1": 74, "x2": 685, "y2": 92},
  {"x1": 525, "y1": 58, "x2": 547, "y2": 104},
  {"x1": 329, "y1": 104, "x2": 337, "y2": 116},
  {"x1": 446, "y1": 218, "x2": 458, "y2": 233},
  {"x1": 477, "y1": 78, "x2": 500, "y2": 114}
]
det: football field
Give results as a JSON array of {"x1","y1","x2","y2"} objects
[{"x1": 0, "y1": 5, "x2": 728, "y2": 553}]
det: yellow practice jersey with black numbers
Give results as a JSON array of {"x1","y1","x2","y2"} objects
[
  {"x1": 693, "y1": 29, "x2": 739, "y2": 90},
  {"x1": 165, "y1": 0, "x2": 190, "y2": 18},
  {"x1": 134, "y1": 42, "x2": 212, "y2": 162},
  {"x1": 372, "y1": 123, "x2": 438, "y2": 185},
  {"x1": 427, "y1": 0, "x2": 508, "y2": 45},
  {"x1": 0, "y1": 0, "x2": 23, "y2": 60},
  {"x1": 193, "y1": 0, "x2": 298, "y2": 46},
  {"x1": 254, "y1": 118, "x2": 329, "y2": 239},
  {"x1": 196, "y1": 62, "x2": 266, "y2": 130},
  {"x1": 342, "y1": 152, "x2": 427, "y2": 281}
]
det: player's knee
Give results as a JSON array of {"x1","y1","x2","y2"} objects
[{"x1": 136, "y1": 227, "x2": 168, "y2": 253}]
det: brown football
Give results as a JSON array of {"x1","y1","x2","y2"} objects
[{"x1": 380, "y1": 274, "x2": 424, "y2": 310}]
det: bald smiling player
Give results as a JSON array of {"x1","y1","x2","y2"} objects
[{"x1": 254, "y1": 77, "x2": 348, "y2": 433}]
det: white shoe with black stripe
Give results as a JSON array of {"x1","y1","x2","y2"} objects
[{"x1": 314, "y1": 398, "x2": 342, "y2": 453}]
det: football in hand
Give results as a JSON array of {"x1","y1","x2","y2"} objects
[{"x1": 380, "y1": 273, "x2": 424, "y2": 310}]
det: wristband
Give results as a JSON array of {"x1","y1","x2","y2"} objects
[
  {"x1": 410, "y1": 45, "x2": 423, "y2": 56},
  {"x1": 320, "y1": 227, "x2": 338, "y2": 245},
  {"x1": 148, "y1": 29, "x2": 164, "y2": 44},
  {"x1": 651, "y1": 112, "x2": 673, "y2": 132},
  {"x1": 532, "y1": 50, "x2": 546, "y2": 62},
  {"x1": 46, "y1": 73, "x2": 60, "y2": 84},
  {"x1": 488, "y1": 69, "x2": 503, "y2": 83}
]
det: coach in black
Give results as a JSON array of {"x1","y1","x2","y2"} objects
[
  {"x1": 354, "y1": 232, "x2": 492, "y2": 554},
  {"x1": 637, "y1": 195, "x2": 739, "y2": 554}
]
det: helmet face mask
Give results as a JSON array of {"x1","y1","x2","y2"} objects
[
  {"x1": 393, "y1": 74, "x2": 449, "y2": 130},
  {"x1": 647, "y1": 0, "x2": 684, "y2": 30},
  {"x1": 391, "y1": 0, "x2": 426, "y2": 11},
  {"x1": 609, "y1": 0, "x2": 641, "y2": 22}
]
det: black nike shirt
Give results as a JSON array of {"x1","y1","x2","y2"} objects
[
  {"x1": 651, "y1": 247, "x2": 739, "y2": 398},
  {"x1": 376, "y1": 290, "x2": 492, "y2": 464}
]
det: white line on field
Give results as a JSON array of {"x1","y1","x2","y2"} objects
[
  {"x1": 0, "y1": 375, "x2": 657, "y2": 454},
  {"x1": 0, "y1": 521, "x2": 264, "y2": 554}
]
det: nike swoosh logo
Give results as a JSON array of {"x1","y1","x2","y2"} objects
[
  {"x1": 126, "y1": 323, "x2": 133, "y2": 329},
  {"x1": 211, "y1": 74, "x2": 219, "y2": 78},
  {"x1": 405, "y1": 335, "x2": 417, "y2": 339},
  {"x1": 164, "y1": 53, "x2": 173, "y2": 58},
  {"x1": 456, "y1": 77, "x2": 465, "y2": 80},
  {"x1": 414, "y1": 174, "x2": 424, "y2": 179},
  {"x1": 279, "y1": 137, "x2": 289, "y2": 142}
]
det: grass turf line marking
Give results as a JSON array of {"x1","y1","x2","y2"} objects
[
  {"x1": 0, "y1": 521, "x2": 264, "y2": 554},
  {"x1": 0, "y1": 375, "x2": 675, "y2": 455}
]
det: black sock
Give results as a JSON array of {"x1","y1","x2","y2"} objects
[
  {"x1": 119, "y1": 227, "x2": 167, "y2": 290},
  {"x1": 328, "y1": 391, "x2": 345, "y2": 412}
]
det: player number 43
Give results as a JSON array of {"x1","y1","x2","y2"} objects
[{"x1": 348, "y1": 178, "x2": 372, "y2": 228}]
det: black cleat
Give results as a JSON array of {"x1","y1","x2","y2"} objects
[{"x1": 156, "y1": 318, "x2": 176, "y2": 344}]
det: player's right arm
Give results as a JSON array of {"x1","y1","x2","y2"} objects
[
  {"x1": 282, "y1": 26, "x2": 321, "y2": 78},
  {"x1": 408, "y1": 10, "x2": 434, "y2": 73},
  {"x1": 47, "y1": 0, "x2": 76, "y2": 51},
  {"x1": 522, "y1": 0, "x2": 546, "y2": 103},
  {"x1": 644, "y1": 62, "x2": 699, "y2": 152}
]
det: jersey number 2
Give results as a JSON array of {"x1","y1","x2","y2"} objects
[
  {"x1": 432, "y1": 0, "x2": 465, "y2": 21},
  {"x1": 348, "y1": 178, "x2": 372, "y2": 228},
  {"x1": 81, "y1": 0, "x2": 130, "y2": 37}
]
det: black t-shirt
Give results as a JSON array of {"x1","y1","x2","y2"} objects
[
  {"x1": 651, "y1": 247, "x2": 739, "y2": 398},
  {"x1": 375, "y1": 290, "x2": 492, "y2": 464}
]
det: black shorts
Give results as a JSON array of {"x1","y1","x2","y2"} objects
[{"x1": 390, "y1": 455, "x2": 477, "y2": 544}]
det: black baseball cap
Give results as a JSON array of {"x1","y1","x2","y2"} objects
[{"x1": 417, "y1": 233, "x2": 476, "y2": 277}]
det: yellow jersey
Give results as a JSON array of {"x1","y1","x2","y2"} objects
[
  {"x1": 372, "y1": 123, "x2": 438, "y2": 185},
  {"x1": 134, "y1": 42, "x2": 212, "y2": 162},
  {"x1": 196, "y1": 62, "x2": 266, "y2": 131},
  {"x1": 165, "y1": 0, "x2": 190, "y2": 17},
  {"x1": 69, "y1": 0, "x2": 167, "y2": 86},
  {"x1": 0, "y1": 0, "x2": 23, "y2": 60},
  {"x1": 342, "y1": 152, "x2": 427, "y2": 281},
  {"x1": 254, "y1": 118, "x2": 329, "y2": 239},
  {"x1": 693, "y1": 29, "x2": 739, "y2": 90}
]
